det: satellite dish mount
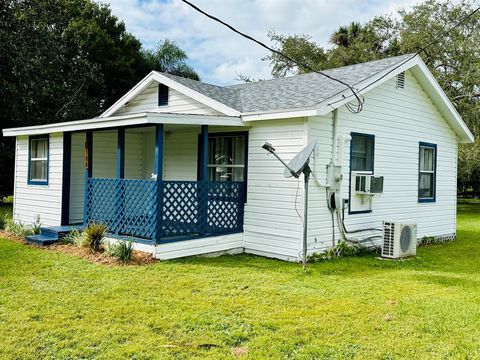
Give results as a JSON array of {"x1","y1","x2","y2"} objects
[{"x1": 262, "y1": 140, "x2": 318, "y2": 268}]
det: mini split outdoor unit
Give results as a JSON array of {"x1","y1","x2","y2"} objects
[{"x1": 381, "y1": 221, "x2": 417, "y2": 259}]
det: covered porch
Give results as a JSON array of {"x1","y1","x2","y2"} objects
[{"x1": 63, "y1": 113, "x2": 248, "y2": 244}]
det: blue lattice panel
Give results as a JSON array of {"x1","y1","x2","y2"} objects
[
  {"x1": 161, "y1": 181, "x2": 246, "y2": 238},
  {"x1": 86, "y1": 178, "x2": 246, "y2": 241},
  {"x1": 85, "y1": 178, "x2": 158, "y2": 240},
  {"x1": 206, "y1": 181, "x2": 246, "y2": 234},
  {"x1": 161, "y1": 181, "x2": 200, "y2": 237},
  {"x1": 85, "y1": 178, "x2": 118, "y2": 230},
  {"x1": 121, "y1": 180, "x2": 158, "y2": 239}
]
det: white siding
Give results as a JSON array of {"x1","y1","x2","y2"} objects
[
  {"x1": 243, "y1": 118, "x2": 307, "y2": 261},
  {"x1": 92, "y1": 131, "x2": 117, "y2": 178},
  {"x1": 307, "y1": 70, "x2": 459, "y2": 252},
  {"x1": 69, "y1": 132, "x2": 86, "y2": 224},
  {"x1": 155, "y1": 233, "x2": 244, "y2": 260},
  {"x1": 13, "y1": 133, "x2": 63, "y2": 226},
  {"x1": 163, "y1": 129, "x2": 198, "y2": 181},
  {"x1": 116, "y1": 82, "x2": 222, "y2": 116}
]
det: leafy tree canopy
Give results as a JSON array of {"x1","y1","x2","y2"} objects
[
  {"x1": 264, "y1": 0, "x2": 479, "y2": 195},
  {"x1": 0, "y1": 0, "x2": 199, "y2": 196}
]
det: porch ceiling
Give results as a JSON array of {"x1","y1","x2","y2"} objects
[{"x1": 2, "y1": 112, "x2": 246, "y2": 137}]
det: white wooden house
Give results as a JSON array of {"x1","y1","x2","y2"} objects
[{"x1": 3, "y1": 54, "x2": 474, "y2": 261}]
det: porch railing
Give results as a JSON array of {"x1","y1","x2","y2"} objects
[{"x1": 84, "y1": 178, "x2": 246, "y2": 242}]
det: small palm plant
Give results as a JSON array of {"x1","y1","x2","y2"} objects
[{"x1": 84, "y1": 223, "x2": 107, "y2": 252}]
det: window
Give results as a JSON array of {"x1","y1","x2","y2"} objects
[
  {"x1": 28, "y1": 136, "x2": 49, "y2": 185},
  {"x1": 418, "y1": 142, "x2": 437, "y2": 202},
  {"x1": 158, "y1": 84, "x2": 169, "y2": 106},
  {"x1": 208, "y1": 134, "x2": 246, "y2": 181},
  {"x1": 351, "y1": 133, "x2": 374, "y2": 172}
]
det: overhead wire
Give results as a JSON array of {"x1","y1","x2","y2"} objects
[
  {"x1": 327, "y1": 4, "x2": 480, "y2": 108},
  {"x1": 181, "y1": 0, "x2": 479, "y2": 114},
  {"x1": 180, "y1": 0, "x2": 364, "y2": 113}
]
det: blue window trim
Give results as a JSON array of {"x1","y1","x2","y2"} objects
[
  {"x1": 418, "y1": 142, "x2": 437, "y2": 203},
  {"x1": 348, "y1": 132, "x2": 375, "y2": 215},
  {"x1": 28, "y1": 135, "x2": 50, "y2": 186}
]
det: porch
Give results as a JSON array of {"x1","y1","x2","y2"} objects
[{"x1": 63, "y1": 118, "x2": 248, "y2": 244}]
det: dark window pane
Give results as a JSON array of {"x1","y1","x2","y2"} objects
[
  {"x1": 30, "y1": 160, "x2": 47, "y2": 181},
  {"x1": 208, "y1": 135, "x2": 246, "y2": 181},
  {"x1": 419, "y1": 173, "x2": 433, "y2": 198},
  {"x1": 351, "y1": 134, "x2": 374, "y2": 172}
]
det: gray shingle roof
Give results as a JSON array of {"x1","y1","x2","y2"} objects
[{"x1": 159, "y1": 54, "x2": 414, "y2": 114}]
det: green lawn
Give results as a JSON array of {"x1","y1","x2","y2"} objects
[{"x1": 0, "y1": 202, "x2": 479, "y2": 359}]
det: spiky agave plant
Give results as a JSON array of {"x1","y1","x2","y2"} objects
[
  {"x1": 84, "y1": 223, "x2": 107, "y2": 252},
  {"x1": 114, "y1": 241, "x2": 134, "y2": 263}
]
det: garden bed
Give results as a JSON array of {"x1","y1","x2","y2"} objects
[{"x1": 0, "y1": 229, "x2": 156, "y2": 265}]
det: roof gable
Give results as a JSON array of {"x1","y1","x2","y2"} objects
[
  {"x1": 100, "y1": 71, "x2": 241, "y2": 118},
  {"x1": 98, "y1": 54, "x2": 473, "y2": 143}
]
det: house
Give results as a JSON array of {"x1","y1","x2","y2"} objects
[{"x1": 2, "y1": 54, "x2": 474, "y2": 261}]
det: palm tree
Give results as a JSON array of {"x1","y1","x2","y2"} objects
[
  {"x1": 330, "y1": 22, "x2": 367, "y2": 48},
  {"x1": 142, "y1": 40, "x2": 200, "y2": 80}
]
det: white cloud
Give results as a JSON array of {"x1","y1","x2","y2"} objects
[{"x1": 103, "y1": 0, "x2": 426, "y2": 85}]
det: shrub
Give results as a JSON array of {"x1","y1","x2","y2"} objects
[
  {"x1": 103, "y1": 240, "x2": 117, "y2": 257},
  {"x1": 5, "y1": 219, "x2": 33, "y2": 237},
  {"x1": 32, "y1": 215, "x2": 42, "y2": 235},
  {"x1": 62, "y1": 229, "x2": 85, "y2": 246},
  {"x1": 309, "y1": 240, "x2": 365, "y2": 262},
  {"x1": 83, "y1": 223, "x2": 107, "y2": 252},
  {"x1": 113, "y1": 241, "x2": 134, "y2": 263},
  {"x1": 0, "y1": 212, "x2": 11, "y2": 230}
]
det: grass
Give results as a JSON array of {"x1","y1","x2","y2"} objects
[{"x1": 0, "y1": 201, "x2": 479, "y2": 359}]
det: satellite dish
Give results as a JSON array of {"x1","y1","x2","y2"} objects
[{"x1": 284, "y1": 139, "x2": 318, "y2": 178}]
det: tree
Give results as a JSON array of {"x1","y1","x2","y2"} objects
[
  {"x1": 262, "y1": 0, "x2": 480, "y2": 195},
  {"x1": 0, "y1": 0, "x2": 199, "y2": 196},
  {"x1": 142, "y1": 39, "x2": 200, "y2": 80}
]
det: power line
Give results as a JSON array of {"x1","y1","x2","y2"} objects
[
  {"x1": 327, "y1": 4, "x2": 480, "y2": 108},
  {"x1": 180, "y1": 0, "x2": 364, "y2": 113}
]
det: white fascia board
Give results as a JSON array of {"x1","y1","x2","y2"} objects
[
  {"x1": 412, "y1": 60, "x2": 474, "y2": 144},
  {"x1": 100, "y1": 72, "x2": 156, "y2": 118},
  {"x1": 241, "y1": 108, "x2": 318, "y2": 121},
  {"x1": 146, "y1": 113, "x2": 246, "y2": 126},
  {"x1": 2, "y1": 113, "x2": 149, "y2": 137},
  {"x1": 100, "y1": 71, "x2": 241, "y2": 118},
  {"x1": 2, "y1": 113, "x2": 245, "y2": 137}
]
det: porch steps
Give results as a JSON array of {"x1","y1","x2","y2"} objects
[{"x1": 25, "y1": 225, "x2": 83, "y2": 246}]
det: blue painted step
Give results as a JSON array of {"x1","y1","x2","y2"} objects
[
  {"x1": 25, "y1": 225, "x2": 84, "y2": 246},
  {"x1": 25, "y1": 234, "x2": 58, "y2": 246}
]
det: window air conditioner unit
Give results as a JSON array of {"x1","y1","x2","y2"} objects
[
  {"x1": 381, "y1": 221, "x2": 417, "y2": 259},
  {"x1": 354, "y1": 175, "x2": 384, "y2": 194}
]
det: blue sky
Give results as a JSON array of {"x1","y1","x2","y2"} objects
[{"x1": 104, "y1": 0, "x2": 426, "y2": 85}]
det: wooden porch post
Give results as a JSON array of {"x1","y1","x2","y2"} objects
[
  {"x1": 198, "y1": 125, "x2": 209, "y2": 235},
  {"x1": 199, "y1": 125, "x2": 209, "y2": 181},
  {"x1": 115, "y1": 128, "x2": 125, "y2": 235},
  {"x1": 155, "y1": 124, "x2": 164, "y2": 243},
  {"x1": 83, "y1": 130, "x2": 93, "y2": 226},
  {"x1": 117, "y1": 128, "x2": 125, "y2": 179},
  {"x1": 61, "y1": 132, "x2": 72, "y2": 226}
]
